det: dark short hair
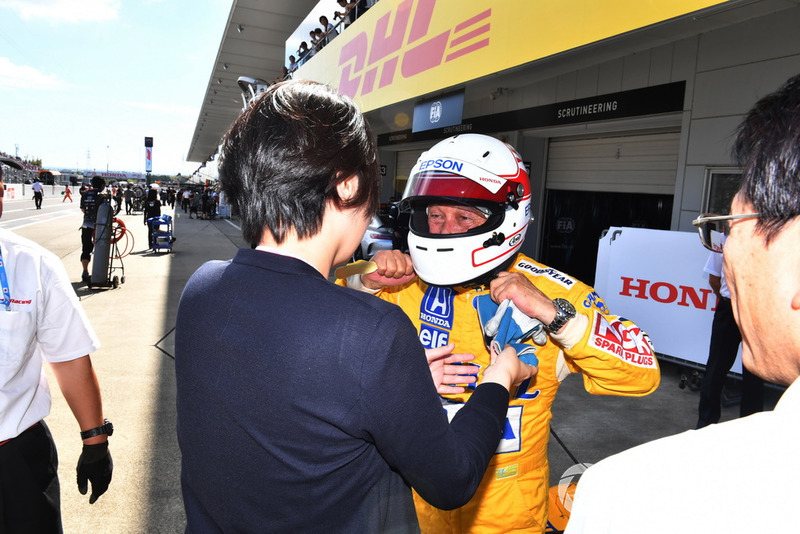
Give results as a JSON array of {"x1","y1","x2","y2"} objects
[
  {"x1": 218, "y1": 80, "x2": 380, "y2": 245},
  {"x1": 733, "y1": 73, "x2": 800, "y2": 242},
  {"x1": 91, "y1": 176, "x2": 106, "y2": 190}
]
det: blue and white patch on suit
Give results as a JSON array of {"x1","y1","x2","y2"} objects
[
  {"x1": 418, "y1": 286, "x2": 455, "y2": 348},
  {"x1": 442, "y1": 403, "x2": 523, "y2": 454}
]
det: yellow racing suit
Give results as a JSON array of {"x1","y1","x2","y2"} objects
[{"x1": 341, "y1": 253, "x2": 660, "y2": 533}]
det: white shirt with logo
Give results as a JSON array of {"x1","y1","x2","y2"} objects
[{"x1": 0, "y1": 229, "x2": 100, "y2": 441}]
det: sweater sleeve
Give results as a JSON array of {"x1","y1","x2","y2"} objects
[{"x1": 358, "y1": 307, "x2": 510, "y2": 510}]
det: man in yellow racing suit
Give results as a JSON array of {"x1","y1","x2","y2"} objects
[{"x1": 339, "y1": 134, "x2": 660, "y2": 533}]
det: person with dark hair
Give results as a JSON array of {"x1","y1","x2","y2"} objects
[
  {"x1": 334, "y1": 0, "x2": 356, "y2": 28},
  {"x1": 320, "y1": 15, "x2": 338, "y2": 44},
  {"x1": 124, "y1": 184, "x2": 134, "y2": 215},
  {"x1": 297, "y1": 41, "x2": 310, "y2": 65},
  {"x1": 0, "y1": 170, "x2": 114, "y2": 532},
  {"x1": 31, "y1": 177, "x2": 44, "y2": 209},
  {"x1": 143, "y1": 187, "x2": 162, "y2": 250},
  {"x1": 188, "y1": 191, "x2": 199, "y2": 219},
  {"x1": 309, "y1": 30, "x2": 320, "y2": 56},
  {"x1": 566, "y1": 73, "x2": 800, "y2": 533},
  {"x1": 174, "y1": 80, "x2": 537, "y2": 533},
  {"x1": 114, "y1": 183, "x2": 123, "y2": 213},
  {"x1": 313, "y1": 28, "x2": 325, "y2": 51},
  {"x1": 79, "y1": 176, "x2": 106, "y2": 284}
]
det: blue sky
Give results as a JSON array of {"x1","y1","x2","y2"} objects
[{"x1": 0, "y1": 0, "x2": 231, "y2": 176}]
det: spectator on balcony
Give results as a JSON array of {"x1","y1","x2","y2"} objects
[
  {"x1": 297, "y1": 42, "x2": 310, "y2": 65},
  {"x1": 334, "y1": 0, "x2": 356, "y2": 28},
  {"x1": 354, "y1": 0, "x2": 379, "y2": 21},
  {"x1": 272, "y1": 66, "x2": 290, "y2": 84},
  {"x1": 308, "y1": 30, "x2": 320, "y2": 55},
  {"x1": 288, "y1": 55, "x2": 298, "y2": 73},
  {"x1": 320, "y1": 15, "x2": 338, "y2": 44},
  {"x1": 313, "y1": 28, "x2": 326, "y2": 51}
]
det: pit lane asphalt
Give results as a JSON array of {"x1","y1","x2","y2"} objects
[{"x1": 3, "y1": 193, "x2": 782, "y2": 533}]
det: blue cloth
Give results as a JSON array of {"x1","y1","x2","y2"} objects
[
  {"x1": 475, "y1": 295, "x2": 541, "y2": 366},
  {"x1": 175, "y1": 249, "x2": 511, "y2": 533}
]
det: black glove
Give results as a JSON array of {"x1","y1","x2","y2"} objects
[{"x1": 76, "y1": 441, "x2": 113, "y2": 504}]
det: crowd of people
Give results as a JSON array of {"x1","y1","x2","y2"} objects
[
  {"x1": 173, "y1": 77, "x2": 800, "y2": 533},
  {"x1": 177, "y1": 186, "x2": 220, "y2": 220},
  {"x1": 0, "y1": 150, "x2": 40, "y2": 173},
  {"x1": 248, "y1": 1, "x2": 384, "y2": 99},
  {"x1": 288, "y1": 1, "x2": 380, "y2": 75}
]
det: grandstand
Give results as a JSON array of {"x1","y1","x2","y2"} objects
[{"x1": 0, "y1": 152, "x2": 40, "y2": 184}]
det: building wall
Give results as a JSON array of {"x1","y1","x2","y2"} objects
[
  {"x1": 680, "y1": 7, "x2": 800, "y2": 229},
  {"x1": 446, "y1": 6, "x2": 800, "y2": 235},
  {"x1": 363, "y1": 3, "x2": 800, "y2": 267}
]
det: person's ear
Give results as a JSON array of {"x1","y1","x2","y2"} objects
[
  {"x1": 789, "y1": 220, "x2": 800, "y2": 311},
  {"x1": 336, "y1": 174, "x2": 359, "y2": 202}
]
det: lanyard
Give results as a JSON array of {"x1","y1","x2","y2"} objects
[{"x1": 0, "y1": 248, "x2": 9, "y2": 310}]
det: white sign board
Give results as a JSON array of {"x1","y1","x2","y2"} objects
[{"x1": 594, "y1": 227, "x2": 742, "y2": 373}]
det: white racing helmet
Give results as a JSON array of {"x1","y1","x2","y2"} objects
[{"x1": 402, "y1": 134, "x2": 531, "y2": 286}]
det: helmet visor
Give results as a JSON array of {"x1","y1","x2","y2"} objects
[{"x1": 403, "y1": 170, "x2": 514, "y2": 204}]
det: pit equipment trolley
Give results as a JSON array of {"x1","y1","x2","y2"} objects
[{"x1": 148, "y1": 215, "x2": 175, "y2": 253}]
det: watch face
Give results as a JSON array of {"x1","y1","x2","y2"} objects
[
  {"x1": 556, "y1": 298, "x2": 576, "y2": 316},
  {"x1": 546, "y1": 298, "x2": 576, "y2": 332}
]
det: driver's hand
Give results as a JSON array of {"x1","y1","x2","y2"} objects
[{"x1": 362, "y1": 250, "x2": 416, "y2": 289}]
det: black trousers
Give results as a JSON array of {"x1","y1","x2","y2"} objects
[
  {"x1": 80, "y1": 227, "x2": 94, "y2": 262},
  {"x1": 697, "y1": 297, "x2": 765, "y2": 428},
  {"x1": 0, "y1": 421, "x2": 62, "y2": 534},
  {"x1": 33, "y1": 191, "x2": 43, "y2": 209}
]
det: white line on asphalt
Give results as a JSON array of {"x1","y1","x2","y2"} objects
[{"x1": 0, "y1": 209, "x2": 79, "y2": 230}]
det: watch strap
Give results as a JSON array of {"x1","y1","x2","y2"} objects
[
  {"x1": 545, "y1": 298, "x2": 575, "y2": 333},
  {"x1": 80, "y1": 419, "x2": 113, "y2": 440}
]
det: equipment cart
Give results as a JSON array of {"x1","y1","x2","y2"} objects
[{"x1": 148, "y1": 215, "x2": 174, "y2": 253}]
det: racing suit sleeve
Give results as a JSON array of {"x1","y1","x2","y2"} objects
[{"x1": 550, "y1": 287, "x2": 660, "y2": 397}]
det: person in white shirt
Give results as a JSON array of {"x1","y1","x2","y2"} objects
[
  {"x1": 566, "y1": 72, "x2": 800, "y2": 534},
  {"x1": 334, "y1": 0, "x2": 355, "y2": 28},
  {"x1": 0, "y1": 167, "x2": 114, "y2": 532},
  {"x1": 31, "y1": 177, "x2": 44, "y2": 209}
]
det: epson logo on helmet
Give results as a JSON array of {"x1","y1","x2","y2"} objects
[{"x1": 418, "y1": 158, "x2": 464, "y2": 173}]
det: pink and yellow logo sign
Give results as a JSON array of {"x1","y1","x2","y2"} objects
[{"x1": 297, "y1": 0, "x2": 727, "y2": 112}]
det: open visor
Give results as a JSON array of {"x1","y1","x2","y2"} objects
[{"x1": 403, "y1": 197, "x2": 505, "y2": 238}]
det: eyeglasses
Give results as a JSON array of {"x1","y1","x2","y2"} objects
[{"x1": 691, "y1": 213, "x2": 761, "y2": 252}]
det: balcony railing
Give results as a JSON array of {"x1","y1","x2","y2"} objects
[{"x1": 236, "y1": 1, "x2": 382, "y2": 109}]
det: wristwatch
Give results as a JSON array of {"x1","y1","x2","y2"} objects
[
  {"x1": 80, "y1": 419, "x2": 114, "y2": 440},
  {"x1": 545, "y1": 298, "x2": 576, "y2": 333}
]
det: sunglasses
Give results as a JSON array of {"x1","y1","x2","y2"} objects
[{"x1": 691, "y1": 213, "x2": 761, "y2": 251}]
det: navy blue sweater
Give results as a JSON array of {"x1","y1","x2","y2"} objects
[{"x1": 175, "y1": 249, "x2": 509, "y2": 533}]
